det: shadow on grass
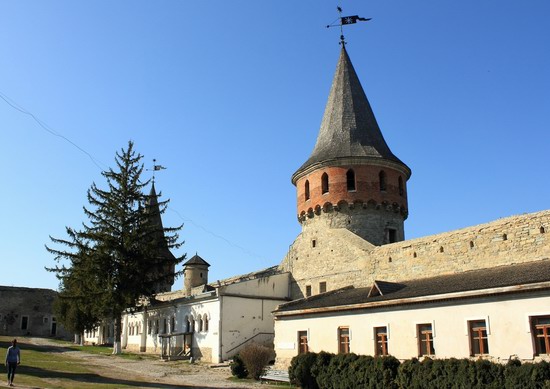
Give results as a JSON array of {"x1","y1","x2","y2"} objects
[
  {"x1": 18, "y1": 365, "x2": 204, "y2": 388},
  {"x1": 0, "y1": 338, "x2": 68, "y2": 354}
]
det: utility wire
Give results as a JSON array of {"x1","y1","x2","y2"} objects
[
  {"x1": 0, "y1": 90, "x2": 106, "y2": 170},
  {"x1": 0, "y1": 89, "x2": 265, "y2": 262},
  {"x1": 168, "y1": 206, "x2": 267, "y2": 262}
]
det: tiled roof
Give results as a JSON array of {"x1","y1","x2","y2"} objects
[{"x1": 275, "y1": 259, "x2": 550, "y2": 313}]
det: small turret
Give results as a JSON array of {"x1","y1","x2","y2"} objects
[{"x1": 183, "y1": 254, "x2": 210, "y2": 296}]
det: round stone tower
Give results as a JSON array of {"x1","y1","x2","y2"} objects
[
  {"x1": 292, "y1": 46, "x2": 411, "y2": 246},
  {"x1": 183, "y1": 254, "x2": 210, "y2": 296}
]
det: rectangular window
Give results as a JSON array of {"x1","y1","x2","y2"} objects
[
  {"x1": 388, "y1": 229, "x2": 397, "y2": 243},
  {"x1": 338, "y1": 327, "x2": 350, "y2": 354},
  {"x1": 469, "y1": 320, "x2": 489, "y2": 356},
  {"x1": 375, "y1": 327, "x2": 388, "y2": 356},
  {"x1": 21, "y1": 316, "x2": 29, "y2": 330},
  {"x1": 417, "y1": 324, "x2": 435, "y2": 356},
  {"x1": 298, "y1": 331, "x2": 308, "y2": 354},
  {"x1": 319, "y1": 282, "x2": 327, "y2": 294},
  {"x1": 155, "y1": 319, "x2": 159, "y2": 335},
  {"x1": 163, "y1": 318, "x2": 168, "y2": 334},
  {"x1": 531, "y1": 315, "x2": 550, "y2": 355},
  {"x1": 305, "y1": 285, "x2": 312, "y2": 297}
]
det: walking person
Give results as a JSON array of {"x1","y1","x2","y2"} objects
[{"x1": 5, "y1": 339, "x2": 20, "y2": 387}]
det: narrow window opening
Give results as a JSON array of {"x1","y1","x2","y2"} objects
[
  {"x1": 375, "y1": 327, "x2": 388, "y2": 356},
  {"x1": 502, "y1": 233, "x2": 508, "y2": 241},
  {"x1": 379, "y1": 171, "x2": 387, "y2": 192},
  {"x1": 388, "y1": 229, "x2": 397, "y2": 243},
  {"x1": 21, "y1": 316, "x2": 28, "y2": 330},
  {"x1": 531, "y1": 315, "x2": 550, "y2": 355},
  {"x1": 469, "y1": 320, "x2": 489, "y2": 356},
  {"x1": 319, "y1": 281, "x2": 327, "y2": 294},
  {"x1": 305, "y1": 180, "x2": 310, "y2": 201},
  {"x1": 541, "y1": 226, "x2": 546, "y2": 234},
  {"x1": 388, "y1": 257, "x2": 392, "y2": 263},
  {"x1": 321, "y1": 173, "x2": 329, "y2": 194},
  {"x1": 338, "y1": 327, "x2": 350, "y2": 354},
  {"x1": 311, "y1": 239, "x2": 316, "y2": 248},
  {"x1": 470, "y1": 241, "x2": 474, "y2": 249},
  {"x1": 413, "y1": 252, "x2": 417, "y2": 258},
  {"x1": 346, "y1": 169, "x2": 356, "y2": 191},
  {"x1": 305, "y1": 285, "x2": 312, "y2": 297},
  {"x1": 203, "y1": 315, "x2": 209, "y2": 332},
  {"x1": 417, "y1": 324, "x2": 435, "y2": 357},
  {"x1": 398, "y1": 176, "x2": 404, "y2": 196},
  {"x1": 439, "y1": 246, "x2": 444, "y2": 253},
  {"x1": 298, "y1": 331, "x2": 309, "y2": 354}
]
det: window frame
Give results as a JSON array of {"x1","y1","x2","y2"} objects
[
  {"x1": 298, "y1": 331, "x2": 309, "y2": 354},
  {"x1": 468, "y1": 320, "x2": 489, "y2": 356},
  {"x1": 305, "y1": 285, "x2": 312, "y2": 297},
  {"x1": 417, "y1": 323, "x2": 435, "y2": 357},
  {"x1": 531, "y1": 315, "x2": 550, "y2": 356},
  {"x1": 338, "y1": 327, "x2": 350, "y2": 354},
  {"x1": 374, "y1": 326, "x2": 389, "y2": 356}
]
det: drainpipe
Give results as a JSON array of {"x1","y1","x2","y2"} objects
[{"x1": 218, "y1": 293, "x2": 223, "y2": 363}]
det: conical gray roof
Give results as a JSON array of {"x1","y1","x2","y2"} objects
[{"x1": 292, "y1": 46, "x2": 410, "y2": 183}]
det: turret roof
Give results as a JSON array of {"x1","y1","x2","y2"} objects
[
  {"x1": 293, "y1": 46, "x2": 410, "y2": 182},
  {"x1": 183, "y1": 254, "x2": 210, "y2": 267}
]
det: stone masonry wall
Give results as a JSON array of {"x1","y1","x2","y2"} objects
[
  {"x1": 365, "y1": 209, "x2": 550, "y2": 286},
  {"x1": 280, "y1": 209, "x2": 550, "y2": 300}
]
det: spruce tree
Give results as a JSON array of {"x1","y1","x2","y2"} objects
[{"x1": 47, "y1": 141, "x2": 185, "y2": 353}]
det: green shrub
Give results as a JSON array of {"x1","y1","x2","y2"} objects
[
  {"x1": 289, "y1": 352, "x2": 319, "y2": 389},
  {"x1": 238, "y1": 342, "x2": 273, "y2": 380},
  {"x1": 287, "y1": 353, "x2": 550, "y2": 389},
  {"x1": 230, "y1": 353, "x2": 248, "y2": 379}
]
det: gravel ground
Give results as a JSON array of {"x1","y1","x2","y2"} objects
[{"x1": 28, "y1": 338, "x2": 269, "y2": 388}]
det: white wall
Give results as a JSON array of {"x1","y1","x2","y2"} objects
[
  {"x1": 274, "y1": 292, "x2": 550, "y2": 368},
  {"x1": 221, "y1": 295, "x2": 287, "y2": 361},
  {"x1": 222, "y1": 273, "x2": 290, "y2": 298}
]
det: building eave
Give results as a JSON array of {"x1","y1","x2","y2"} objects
[{"x1": 273, "y1": 281, "x2": 550, "y2": 318}]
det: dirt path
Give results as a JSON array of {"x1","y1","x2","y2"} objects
[{"x1": 28, "y1": 338, "x2": 266, "y2": 388}]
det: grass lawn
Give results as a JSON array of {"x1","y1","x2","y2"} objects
[
  {"x1": 0, "y1": 336, "x2": 173, "y2": 388},
  {"x1": 1, "y1": 336, "x2": 288, "y2": 388}
]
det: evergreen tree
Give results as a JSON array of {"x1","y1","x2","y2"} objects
[{"x1": 47, "y1": 141, "x2": 185, "y2": 353}]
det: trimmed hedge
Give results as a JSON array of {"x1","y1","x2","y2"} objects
[{"x1": 289, "y1": 353, "x2": 550, "y2": 389}]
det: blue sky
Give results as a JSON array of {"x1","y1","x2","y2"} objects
[{"x1": 1, "y1": 1, "x2": 548, "y2": 291}]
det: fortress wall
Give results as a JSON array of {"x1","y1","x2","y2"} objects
[
  {"x1": 367, "y1": 210, "x2": 550, "y2": 284},
  {"x1": 280, "y1": 210, "x2": 550, "y2": 298}
]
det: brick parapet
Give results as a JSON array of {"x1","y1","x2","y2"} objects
[{"x1": 295, "y1": 165, "x2": 408, "y2": 220}]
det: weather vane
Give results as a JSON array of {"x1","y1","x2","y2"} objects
[
  {"x1": 146, "y1": 158, "x2": 166, "y2": 184},
  {"x1": 326, "y1": 5, "x2": 372, "y2": 45}
]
